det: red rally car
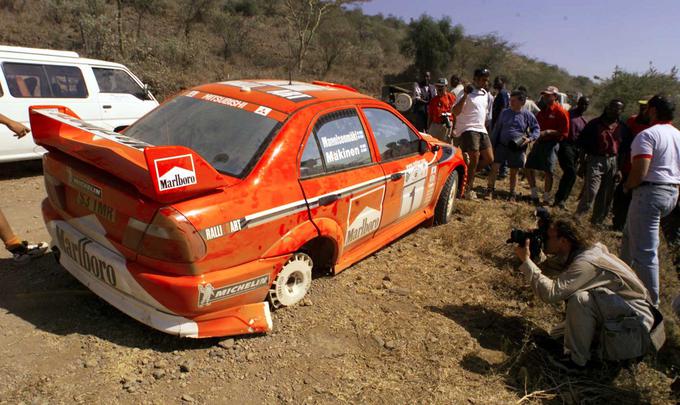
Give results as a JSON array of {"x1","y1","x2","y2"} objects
[{"x1": 29, "y1": 80, "x2": 467, "y2": 338}]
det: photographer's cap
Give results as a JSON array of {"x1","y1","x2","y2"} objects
[{"x1": 435, "y1": 78, "x2": 448, "y2": 87}]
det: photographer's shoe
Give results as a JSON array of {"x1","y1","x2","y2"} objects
[{"x1": 546, "y1": 354, "x2": 587, "y2": 374}]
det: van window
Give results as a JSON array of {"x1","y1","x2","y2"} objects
[
  {"x1": 1, "y1": 63, "x2": 87, "y2": 98},
  {"x1": 93, "y1": 68, "x2": 149, "y2": 100}
]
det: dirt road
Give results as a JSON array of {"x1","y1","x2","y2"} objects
[{"x1": 1, "y1": 162, "x2": 677, "y2": 404}]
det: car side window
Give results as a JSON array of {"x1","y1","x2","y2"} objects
[
  {"x1": 93, "y1": 68, "x2": 150, "y2": 100},
  {"x1": 300, "y1": 134, "x2": 324, "y2": 178},
  {"x1": 313, "y1": 109, "x2": 372, "y2": 173},
  {"x1": 1, "y1": 63, "x2": 87, "y2": 98},
  {"x1": 363, "y1": 108, "x2": 420, "y2": 161}
]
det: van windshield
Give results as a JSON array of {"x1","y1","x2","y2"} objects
[{"x1": 125, "y1": 95, "x2": 281, "y2": 179}]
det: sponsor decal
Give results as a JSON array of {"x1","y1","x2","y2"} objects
[
  {"x1": 204, "y1": 224, "x2": 225, "y2": 241},
  {"x1": 70, "y1": 174, "x2": 102, "y2": 198},
  {"x1": 266, "y1": 89, "x2": 312, "y2": 102},
  {"x1": 153, "y1": 154, "x2": 197, "y2": 191},
  {"x1": 184, "y1": 90, "x2": 199, "y2": 97},
  {"x1": 399, "y1": 159, "x2": 428, "y2": 217},
  {"x1": 198, "y1": 275, "x2": 270, "y2": 307},
  {"x1": 229, "y1": 219, "x2": 242, "y2": 233},
  {"x1": 201, "y1": 94, "x2": 248, "y2": 109},
  {"x1": 56, "y1": 226, "x2": 117, "y2": 287},
  {"x1": 424, "y1": 166, "x2": 438, "y2": 204},
  {"x1": 254, "y1": 106, "x2": 272, "y2": 117},
  {"x1": 345, "y1": 186, "x2": 384, "y2": 246}
]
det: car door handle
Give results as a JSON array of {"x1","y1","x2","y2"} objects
[
  {"x1": 390, "y1": 172, "x2": 404, "y2": 181},
  {"x1": 102, "y1": 105, "x2": 112, "y2": 109},
  {"x1": 318, "y1": 194, "x2": 339, "y2": 206}
]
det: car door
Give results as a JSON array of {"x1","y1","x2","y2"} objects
[
  {"x1": 360, "y1": 106, "x2": 438, "y2": 230},
  {"x1": 298, "y1": 107, "x2": 386, "y2": 256}
]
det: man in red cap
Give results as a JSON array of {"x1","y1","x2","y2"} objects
[{"x1": 525, "y1": 86, "x2": 570, "y2": 205}]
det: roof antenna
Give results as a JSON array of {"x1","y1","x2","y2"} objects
[{"x1": 288, "y1": 69, "x2": 292, "y2": 85}]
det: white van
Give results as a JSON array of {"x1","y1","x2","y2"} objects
[{"x1": 0, "y1": 45, "x2": 159, "y2": 162}]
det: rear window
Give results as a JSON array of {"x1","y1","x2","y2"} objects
[{"x1": 124, "y1": 95, "x2": 281, "y2": 178}]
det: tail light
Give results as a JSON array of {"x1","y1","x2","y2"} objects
[{"x1": 135, "y1": 207, "x2": 207, "y2": 262}]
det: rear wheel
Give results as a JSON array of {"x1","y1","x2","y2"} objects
[
  {"x1": 434, "y1": 170, "x2": 459, "y2": 225},
  {"x1": 268, "y1": 253, "x2": 313, "y2": 308}
]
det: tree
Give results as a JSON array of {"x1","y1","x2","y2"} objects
[
  {"x1": 281, "y1": 0, "x2": 364, "y2": 73},
  {"x1": 400, "y1": 15, "x2": 462, "y2": 77},
  {"x1": 593, "y1": 66, "x2": 680, "y2": 123},
  {"x1": 316, "y1": 8, "x2": 357, "y2": 77},
  {"x1": 178, "y1": 0, "x2": 217, "y2": 41}
]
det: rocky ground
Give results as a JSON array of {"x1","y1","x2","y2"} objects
[{"x1": 1, "y1": 161, "x2": 678, "y2": 404}]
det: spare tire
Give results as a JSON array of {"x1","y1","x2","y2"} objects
[{"x1": 394, "y1": 93, "x2": 412, "y2": 112}]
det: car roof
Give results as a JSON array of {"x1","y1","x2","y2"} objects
[{"x1": 193, "y1": 80, "x2": 376, "y2": 115}]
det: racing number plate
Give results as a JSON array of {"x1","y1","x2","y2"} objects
[{"x1": 76, "y1": 192, "x2": 116, "y2": 222}]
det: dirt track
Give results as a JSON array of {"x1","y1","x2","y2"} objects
[{"x1": 1, "y1": 161, "x2": 678, "y2": 404}]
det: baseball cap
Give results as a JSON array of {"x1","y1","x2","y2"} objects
[
  {"x1": 435, "y1": 78, "x2": 448, "y2": 86},
  {"x1": 540, "y1": 86, "x2": 559, "y2": 95}
]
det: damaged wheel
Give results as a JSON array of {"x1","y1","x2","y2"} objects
[{"x1": 268, "y1": 252, "x2": 313, "y2": 308}]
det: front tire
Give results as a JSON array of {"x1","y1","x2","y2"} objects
[
  {"x1": 433, "y1": 170, "x2": 459, "y2": 225},
  {"x1": 268, "y1": 253, "x2": 313, "y2": 308}
]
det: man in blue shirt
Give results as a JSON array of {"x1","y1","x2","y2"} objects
[{"x1": 486, "y1": 90, "x2": 540, "y2": 200}]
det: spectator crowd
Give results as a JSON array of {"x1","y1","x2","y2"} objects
[{"x1": 412, "y1": 68, "x2": 680, "y2": 369}]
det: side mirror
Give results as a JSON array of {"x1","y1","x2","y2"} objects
[{"x1": 418, "y1": 139, "x2": 429, "y2": 154}]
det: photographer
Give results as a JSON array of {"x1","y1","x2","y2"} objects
[
  {"x1": 485, "y1": 90, "x2": 540, "y2": 200},
  {"x1": 512, "y1": 214, "x2": 663, "y2": 369},
  {"x1": 427, "y1": 78, "x2": 457, "y2": 143}
]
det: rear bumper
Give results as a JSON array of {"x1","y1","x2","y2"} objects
[{"x1": 43, "y1": 200, "x2": 280, "y2": 338}]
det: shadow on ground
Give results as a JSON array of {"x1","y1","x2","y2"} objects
[
  {"x1": 429, "y1": 303, "x2": 644, "y2": 404},
  {"x1": 0, "y1": 254, "x2": 233, "y2": 351},
  {"x1": 0, "y1": 160, "x2": 43, "y2": 180}
]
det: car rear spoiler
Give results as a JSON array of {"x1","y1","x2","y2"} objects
[{"x1": 29, "y1": 106, "x2": 233, "y2": 204}]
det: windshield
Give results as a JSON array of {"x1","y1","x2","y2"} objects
[{"x1": 125, "y1": 95, "x2": 281, "y2": 178}]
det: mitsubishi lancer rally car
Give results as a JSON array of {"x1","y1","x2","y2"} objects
[{"x1": 29, "y1": 79, "x2": 467, "y2": 338}]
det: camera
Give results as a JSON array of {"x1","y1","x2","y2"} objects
[
  {"x1": 507, "y1": 207, "x2": 551, "y2": 260},
  {"x1": 441, "y1": 112, "x2": 452, "y2": 129},
  {"x1": 464, "y1": 84, "x2": 475, "y2": 94}
]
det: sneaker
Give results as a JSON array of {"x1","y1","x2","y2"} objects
[
  {"x1": 8, "y1": 241, "x2": 49, "y2": 264},
  {"x1": 465, "y1": 190, "x2": 477, "y2": 200}
]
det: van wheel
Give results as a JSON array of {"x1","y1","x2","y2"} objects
[
  {"x1": 268, "y1": 253, "x2": 313, "y2": 308},
  {"x1": 434, "y1": 171, "x2": 459, "y2": 225}
]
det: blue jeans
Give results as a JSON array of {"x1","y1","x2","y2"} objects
[{"x1": 620, "y1": 184, "x2": 679, "y2": 305}]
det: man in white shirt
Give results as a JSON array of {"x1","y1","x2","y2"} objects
[
  {"x1": 621, "y1": 94, "x2": 680, "y2": 306},
  {"x1": 451, "y1": 68, "x2": 494, "y2": 199}
]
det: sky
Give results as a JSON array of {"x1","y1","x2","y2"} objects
[{"x1": 358, "y1": 0, "x2": 680, "y2": 80}]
